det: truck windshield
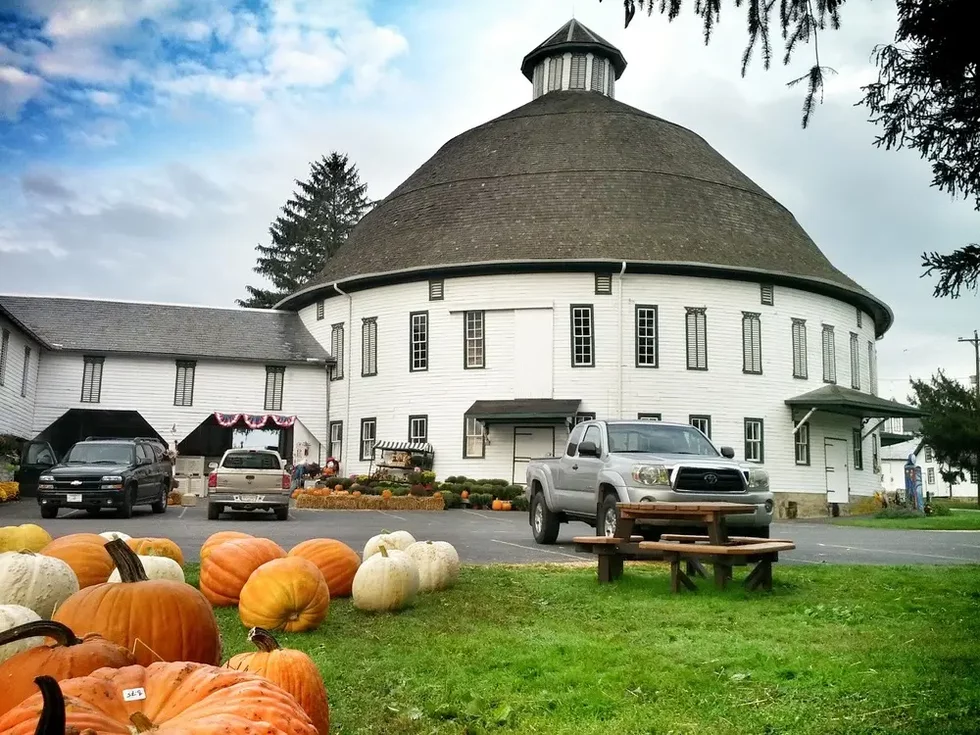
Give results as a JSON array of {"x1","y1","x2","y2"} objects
[
  {"x1": 65, "y1": 443, "x2": 134, "y2": 465},
  {"x1": 222, "y1": 452, "x2": 281, "y2": 470},
  {"x1": 607, "y1": 423, "x2": 719, "y2": 456}
]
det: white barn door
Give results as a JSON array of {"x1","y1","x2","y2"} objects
[
  {"x1": 824, "y1": 438, "x2": 850, "y2": 503},
  {"x1": 513, "y1": 426, "x2": 556, "y2": 485},
  {"x1": 513, "y1": 309, "x2": 553, "y2": 399}
]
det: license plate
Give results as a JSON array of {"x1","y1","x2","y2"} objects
[
  {"x1": 234, "y1": 494, "x2": 263, "y2": 503},
  {"x1": 66, "y1": 494, "x2": 83, "y2": 503}
]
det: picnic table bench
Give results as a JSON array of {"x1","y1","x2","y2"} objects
[{"x1": 572, "y1": 501, "x2": 794, "y2": 592}]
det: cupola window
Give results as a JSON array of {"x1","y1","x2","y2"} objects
[
  {"x1": 547, "y1": 56, "x2": 564, "y2": 92},
  {"x1": 590, "y1": 57, "x2": 607, "y2": 93},
  {"x1": 570, "y1": 54, "x2": 587, "y2": 89}
]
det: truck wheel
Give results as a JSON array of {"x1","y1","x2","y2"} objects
[
  {"x1": 741, "y1": 526, "x2": 770, "y2": 539},
  {"x1": 530, "y1": 492, "x2": 559, "y2": 545},
  {"x1": 40, "y1": 505, "x2": 58, "y2": 519},
  {"x1": 274, "y1": 506, "x2": 288, "y2": 521},
  {"x1": 597, "y1": 493, "x2": 620, "y2": 537},
  {"x1": 207, "y1": 503, "x2": 221, "y2": 521}
]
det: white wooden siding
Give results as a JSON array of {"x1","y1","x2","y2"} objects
[
  {"x1": 299, "y1": 271, "x2": 883, "y2": 495},
  {"x1": 32, "y1": 353, "x2": 327, "y2": 458},
  {"x1": 0, "y1": 316, "x2": 40, "y2": 439}
]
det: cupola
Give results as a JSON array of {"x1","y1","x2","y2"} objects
[{"x1": 520, "y1": 19, "x2": 628, "y2": 99}]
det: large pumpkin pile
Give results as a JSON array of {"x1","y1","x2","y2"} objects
[
  {"x1": 0, "y1": 522, "x2": 461, "y2": 733},
  {"x1": 0, "y1": 528, "x2": 333, "y2": 733}
]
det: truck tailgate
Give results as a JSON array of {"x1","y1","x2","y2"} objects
[{"x1": 214, "y1": 468, "x2": 284, "y2": 494}]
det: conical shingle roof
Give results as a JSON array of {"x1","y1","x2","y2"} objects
[
  {"x1": 283, "y1": 90, "x2": 891, "y2": 335},
  {"x1": 520, "y1": 19, "x2": 627, "y2": 80}
]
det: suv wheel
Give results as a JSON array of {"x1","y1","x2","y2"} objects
[
  {"x1": 151, "y1": 481, "x2": 168, "y2": 514},
  {"x1": 117, "y1": 487, "x2": 134, "y2": 519},
  {"x1": 274, "y1": 506, "x2": 288, "y2": 521},
  {"x1": 40, "y1": 505, "x2": 58, "y2": 519},
  {"x1": 530, "y1": 492, "x2": 559, "y2": 545},
  {"x1": 597, "y1": 493, "x2": 620, "y2": 537},
  {"x1": 207, "y1": 503, "x2": 221, "y2": 521}
]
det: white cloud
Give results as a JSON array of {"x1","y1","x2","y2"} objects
[
  {"x1": 88, "y1": 90, "x2": 120, "y2": 107},
  {"x1": 0, "y1": 65, "x2": 45, "y2": 119}
]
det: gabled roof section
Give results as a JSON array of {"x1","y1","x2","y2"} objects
[
  {"x1": 0, "y1": 295, "x2": 331, "y2": 365},
  {"x1": 521, "y1": 19, "x2": 627, "y2": 80},
  {"x1": 880, "y1": 437, "x2": 925, "y2": 462},
  {"x1": 0, "y1": 300, "x2": 49, "y2": 347},
  {"x1": 785, "y1": 384, "x2": 924, "y2": 419}
]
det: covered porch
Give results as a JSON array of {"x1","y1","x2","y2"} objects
[
  {"x1": 785, "y1": 385, "x2": 925, "y2": 510},
  {"x1": 464, "y1": 398, "x2": 582, "y2": 484}
]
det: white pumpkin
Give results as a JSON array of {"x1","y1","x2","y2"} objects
[
  {"x1": 98, "y1": 530, "x2": 132, "y2": 542},
  {"x1": 351, "y1": 545, "x2": 419, "y2": 612},
  {"x1": 404, "y1": 540, "x2": 460, "y2": 592},
  {"x1": 0, "y1": 604, "x2": 43, "y2": 664},
  {"x1": 108, "y1": 554, "x2": 184, "y2": 583},
  {"x1": 0, "y1": 550, "x2": 79, "y2": 618},
  {"x1": 363, "y1": 530, "x2": 416, "y2": 560}
]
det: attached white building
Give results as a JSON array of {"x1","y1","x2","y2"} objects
[
  {"x1": 0, "y1": 296, "x2": 331, "y2": 491},
  {"x1": 0, "y1": 20, "x2": 924, "y2": 518},
  {"x1": 880, "y1": 437, "x2": 979, "y2": 500}
]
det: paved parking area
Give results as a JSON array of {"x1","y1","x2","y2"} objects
[{"x1": 3, "y1": 500, "x2": 980, "y2": 565}]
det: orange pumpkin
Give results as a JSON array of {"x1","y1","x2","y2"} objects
[
  {"x1": 334, "y1": 484, "x2": 343, "y2": 492},
  {"x1": 502, "y1": 501, "x2": 513, "y2": 511},
  {"x1": 0, "y1": 620, "x2": 136, "y2": 717},
  {"x1": 53, "y1": 540, "x2": 221, "y2": 667},
  {"x1": 491, "y1": 499, "x2": 504, "y2": 511},
  {"x1": 291, "y1": 490, "x2": 301, "y2": 499},
  {"x1": 226, "y1": 627, "x2": 329, "y2": 734},
  {"x1": 200, "y1": 530, "x2": 253, "y2": 563},
  {"x1": 126, "y1": 537, "x2": 185, "y2": 566},
  {"x1": 288, "y1": 538, "x2": 360, "y2": 598},
  {"x1": 461, "y1": 490, "x2": 469, "y2": 499},
  {"x1": 199, "y1": 537, "x2": 286, "y2": 606},
  {"x1": 41, "y1": 533, "x2": 113, "y2": 588},
  {"x1": 381, "y1": 489, "x2": 393, "y2": 499},
  {"x1": 238, "y1": 557, "x2": 330, "y2": 633},
  {"x1": 0, "y1": 661, "x2": 317, "y2": 735},
  {"x1": 351, "y1": 490, "x2": 361, "y2": 497}
]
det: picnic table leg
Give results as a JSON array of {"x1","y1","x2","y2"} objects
[
  {"x1": 615, "y1": 511, "x2": 635, "y2": 540},
  {"x1": 707, "y1": 516, "x2": 730, "y2": 545},
  {"x1": 668, "y1": 552, "x2": 697, "y2": 593},
  {"x1": 685, "y1": 558, "x2": 708, "y2": 579},
  {"x1": 712, "y1": 561, "x2": 731, "y2": 590},
  {"x1": 743, "y1": 555, "x2": 774, "y2": 592},
  {"x1": 597, "y1": 550, "x2": 624, "y2": 583}
]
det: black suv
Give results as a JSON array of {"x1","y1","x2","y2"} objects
[{"x1": 37, "y1": 437, "x2": 173, "y2": 519}]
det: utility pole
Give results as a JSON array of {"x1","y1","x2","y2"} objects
[{"x1": 958, "y1": 329, "x2": 980, "y2": 505}]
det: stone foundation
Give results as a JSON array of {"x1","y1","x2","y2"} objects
[{"x1": 774, "y1": 491, "x2": 852, "y2": 519}]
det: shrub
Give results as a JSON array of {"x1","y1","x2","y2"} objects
[
  {"x1": 927, "y1": 501, "x2": 953, "y2": 516},
  {"x1": 512, "y1": 496, "x2": 529, "y2": 512},
  {"x1": 421, "y1": 471, "x2": 436, "y2": 484},
  {"x1": 875, "y1": 506, "x2": 925, "y2": 519},
  {"x1": 409, "y1": 484, "x2": 430, "y2": 497},
  {"x1": 441, "y1": 491, "x2": 462, "y2": 509},
  {"x1": 850, "y1": 495, "x2": 884, "y2": 516},
  {"x1": 500, "y1": 484, "x2": 524, "y2": 500},
  {"x1": 391, "y1": 486, "x2": 409, "y2": 497}
]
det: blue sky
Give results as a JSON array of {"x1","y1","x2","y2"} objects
[{"x1": 1, "y1": 0, "x2": 978, "y2": 395}]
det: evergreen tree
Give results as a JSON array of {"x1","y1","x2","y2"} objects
[
  {"x1": 239, "y1": 152, "x2": 371, "y2": 308},
  {"x1": 606, "y1": 0, "x2": 980, "y2": 298}
]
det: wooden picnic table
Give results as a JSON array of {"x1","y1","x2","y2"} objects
[{"x1": 613, "y1": 501, "x2": 756, "y2": 545}]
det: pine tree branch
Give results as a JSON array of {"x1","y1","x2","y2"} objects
[{"x1": 921, "y1": 244, "x2": 980, "y2": 299}]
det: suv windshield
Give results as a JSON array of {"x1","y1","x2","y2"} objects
[
  {"x1": 607, "y1": 423, "x2": 719, "y2": 456},
  {"x1": 65, "y1": 442, "x2": 135, "y2": 465},
  {"x1": 222, "y1": 451, "x2": 281, "y2": 470}
]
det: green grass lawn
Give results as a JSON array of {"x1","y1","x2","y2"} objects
[
  {"x1": 187, "y1": 562, "x2": 980, "y2": 735},
  {"x1": 833, "y1": 509, "x2": 980, "y2": 530}
]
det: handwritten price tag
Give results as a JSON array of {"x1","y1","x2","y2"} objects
[{"x1": 122, "y1": 687, "x2": 146, "y2": 702}]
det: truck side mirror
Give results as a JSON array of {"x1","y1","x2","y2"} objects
[
  {"x1": 720, "y1": 446, "x2": 735, "y2": 459},
  {"x1": 578, "y1": 441, "x2": 600, "y2": 458},
  {"x1": 208, "y1": 461, "x2": 218, "y2": 470}
]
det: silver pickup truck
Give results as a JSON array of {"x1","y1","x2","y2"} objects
[{"x1": 524, "y1": 419, "x2": 774, "y2": 543}]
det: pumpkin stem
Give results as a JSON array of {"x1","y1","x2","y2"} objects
[
  {"x1": 426, "y1": 540, "x2": 433, "y2": 545},
  {"x1": 105, "y1": 538, "x2": 149, "y2": 583},
  {"x1": 33, "y1": 676, "x2": 65, "y2": 735},
  {"x1": 379, "y1": 544, "x2": 389, "y2": 558},
  {"x1": 0, "y1": 620, "x2": 82, "y2": 648},
  {"x1": 129, "y1": 713, "x2": 155, "y2": 732},
  {"x1": 248, "y1": 627, "x2": 282, "y2": 653}
]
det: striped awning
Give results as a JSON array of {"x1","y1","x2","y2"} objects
[{"x1": 373, "y1": 440, "x2": 434, "y2": 454}]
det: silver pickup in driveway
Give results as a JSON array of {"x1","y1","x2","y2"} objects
[
  {"x1": 207, "y1": 448, "x2": 291, "y2": 520},
  {"x1": 524, "y1": 419, "x2": 774, "y2": 543}
]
